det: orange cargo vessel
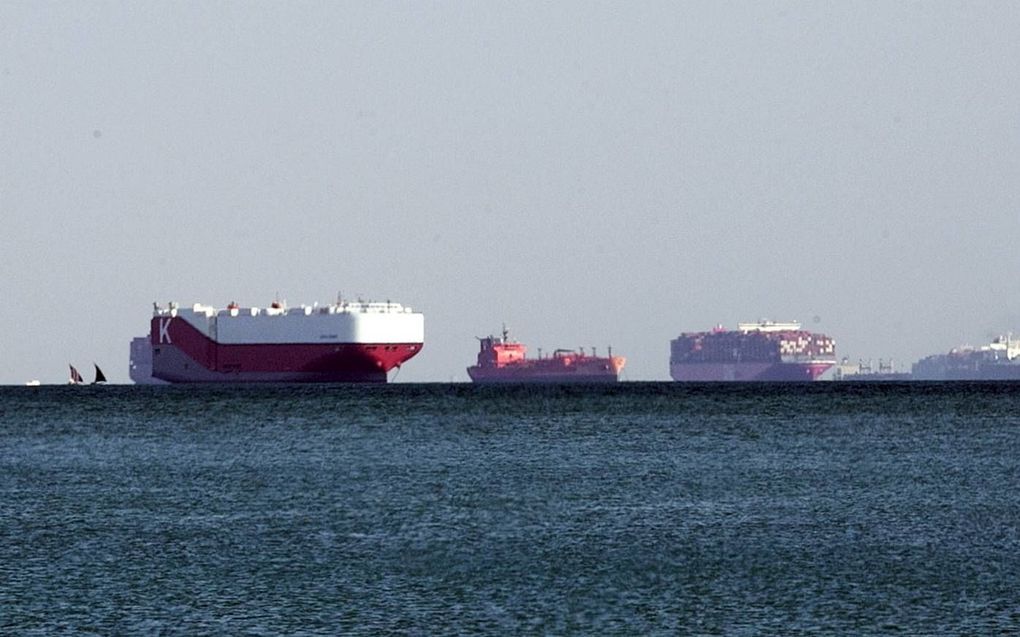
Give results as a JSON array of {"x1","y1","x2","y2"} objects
[{"x1": 467, "y1": 327, "x2": 625, "y2": 383}]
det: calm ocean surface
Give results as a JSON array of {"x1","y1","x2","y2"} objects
[{"x1": 2, "y1": 383, "x2": 1019, "y2": 635}]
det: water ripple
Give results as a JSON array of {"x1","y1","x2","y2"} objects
[{"x1": 1, "y1": 383, "x2": 1019, "y2": 633}]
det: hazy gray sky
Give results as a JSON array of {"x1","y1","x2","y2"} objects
[{"x1": 2, "y1": 1, "x2": 1018, "y2": 383}]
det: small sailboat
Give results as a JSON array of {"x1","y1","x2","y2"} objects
[
  {"x1": 92, "y1": 364, "x2": 107, "y2": 385},
  {"x1": 68, "y1": 365, "x2": 84, "y2": 385}
]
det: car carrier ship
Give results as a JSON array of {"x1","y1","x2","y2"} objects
[
  {"x1": 670, "y1": 320, "x2": 836, "y2": 381},
  {"x1": 467, "y1": 327, "x2": 625, "y2": 383},
  {"x1": 146, "y1": 298, "x2": 423, "y2": 383}
]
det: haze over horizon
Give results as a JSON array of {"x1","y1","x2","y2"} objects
[{"x1": 2, "y1": 2, "x2": 1018, "y2": 384}]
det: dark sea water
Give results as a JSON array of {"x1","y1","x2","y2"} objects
[{"x1": 2, "y1": 383, "x2": 1020, "y2": 635}]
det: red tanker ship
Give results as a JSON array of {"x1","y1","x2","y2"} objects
[
  {"x1": 670, "y1": 321, "x2": 835, "y2": 381},
  {"x1": 467, "y1": 327, "x2": 625, "y2": 383},
  {"x1": 148, "y1": 298, "x2": 423, "y2": 383}
]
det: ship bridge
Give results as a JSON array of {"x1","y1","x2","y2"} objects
[{"x1": 737, "y1": 320, "x2": 802, "y2": 333}]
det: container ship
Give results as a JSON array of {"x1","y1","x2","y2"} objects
[
  {"x1": 670, "y1": 321, "x2": 836, "y2": 381},
  {"x1": 467, "y1": 327, "x2": 625, "y2": 383},
  {"x1": 147, "y1": 298, "x2": 423, "y2": 383},
  {"x1": 912, "y1": 334, "x2": 1020, "y2": 380}
]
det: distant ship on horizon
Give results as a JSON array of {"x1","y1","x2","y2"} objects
[
  {"x1": 912, "y1": 334, "x2": 1020, "y2": 380},
  {"x1": 69, "y1": 363, "x2": 107, "y2": 385},
  {"x1": 142, "y1": 297, "x2": 424, "y2": 383},
  {"x1": 670, "y1": 320, "x2": 836, "y2": 382},
  {"x1": 467, "y1": 326, "x2": 625, "y2": 383},
  {"x1": 833, "y1": 357, "x2": 912, "y2": 382}
]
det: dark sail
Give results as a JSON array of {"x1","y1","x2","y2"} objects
[
  {"x1": 69, "y1": 365, "x2": 84, "y2": 385},
  {"x1": 93, "y1": 364, "x2": 107, "y2": 384}
]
